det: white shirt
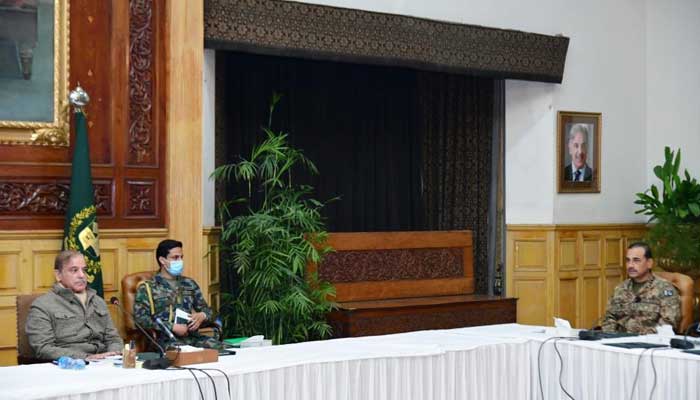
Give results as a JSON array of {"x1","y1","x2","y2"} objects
[{"x1": 570, "y1": 164, "x2": 587, "y2": 181}]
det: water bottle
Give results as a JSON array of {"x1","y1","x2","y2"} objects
[{"x1": 57, "y1": 356, "x2": 86, "y2": 370}]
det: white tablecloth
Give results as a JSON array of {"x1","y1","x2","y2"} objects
[{"x1": 2, "y1": 324, "x2": 698, "y2": 400}]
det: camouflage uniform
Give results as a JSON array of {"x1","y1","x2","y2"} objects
[
  {"x1": 133, "y1": 273, "x2": 222, "y2": 349},
  {"x1": 602, "y1": 273, "x2": 681, "y2": 334}
]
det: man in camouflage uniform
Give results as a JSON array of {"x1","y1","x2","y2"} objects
[
  {"x1": 133, "y1": 239, "x2": 222, "y2": 349},
  {"x1": 602, "y1": 242, "x2": 681, "y2": 334}
]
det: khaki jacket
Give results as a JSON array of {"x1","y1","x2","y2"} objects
[{"x1": 25, "y1": 283, "x2": 123, "y2": 360}]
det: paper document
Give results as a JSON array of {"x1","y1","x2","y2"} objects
[
  {"x1": 177, "y1": 345, "x2": 204, "y2": 353},
  {"x1": 175, "y1": 308, "x2": 191, "y2": 324}
]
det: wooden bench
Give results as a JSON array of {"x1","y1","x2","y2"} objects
[{"x1": 311, "y1": 230, "x2": 516, "y2": 337}]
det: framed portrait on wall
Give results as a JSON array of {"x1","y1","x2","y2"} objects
[
  {"x1": 557, "y1": 111, "x2": 602, "y2": 193},
  {"x1": 0, "y1": 0, "x2": 69, "y2": 146}
]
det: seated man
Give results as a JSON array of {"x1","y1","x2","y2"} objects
[
  {"x1": 25, "y1": 250, "x2": 123, "y2": 360},
  {"x1": 602, "y1": 242, "x2": 681, "y2": 334},
  {"x1": 133, "y1": 239, "x2": 221, "y2": 349}
]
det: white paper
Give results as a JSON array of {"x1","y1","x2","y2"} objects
[
  {"x1": 553, "y1": 317, "x2": 572, "y2": 329},
  {"x1": 655, "y1": 324, "x2": 675, "y2": 337},
  {"x1": 176, "y1": 345, "x2": 203, "y2": 353},
  {"x1": 243, "y1": 335, "x2": 265, "y2": 343},
  {"x1": 175, "y1": 308, "x2": 191, "y2": 322},
  {"x1": 240, "y1": 335, "x2": 266, "y2": 348},
  {"x1": 553, "y1": 317, "x2": 574, "y2": 337}
]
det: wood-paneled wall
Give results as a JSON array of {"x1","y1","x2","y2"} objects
[
  {"x1": 202, "y1": 227, "x2": 221, "y2": 314},
  {"x1": 0, "y1": 0, "x2": 211, "y2": 367},
  {"x1": 0, "y1": 0, "x2": 167, "y2": 230},
  {"x1": 0, "y1": 227, "x2": 220, "y2": 366},
  {"x1": 506, "y1": 224, "x2": 646, "y2": 328}
]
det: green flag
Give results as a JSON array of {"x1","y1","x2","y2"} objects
[{"x1": 62, "y1": 110, "x2": 103, "y2": 297}]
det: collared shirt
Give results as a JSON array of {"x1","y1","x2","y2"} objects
[{"x1": 571, "y1": 164, "x2": 586, "y2": 182}]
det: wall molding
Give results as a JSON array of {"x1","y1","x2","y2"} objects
[
  {"x1": 507, "y1": 223, "x2": 647, "y2": 231},
  {"x1": 0, "y1": 228, "x2": 168, "y2": 240}
]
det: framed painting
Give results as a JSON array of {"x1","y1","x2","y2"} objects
[
  {"x1": 557, "y1": 111, "x2": 602, "y2": 193},
  {"x1": 0, "y1": 0, "x2": 69, "y2": 146}
]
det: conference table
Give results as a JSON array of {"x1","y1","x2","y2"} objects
[{"x1": 2, "y1": 324, "x2": 699, "y2": 400}]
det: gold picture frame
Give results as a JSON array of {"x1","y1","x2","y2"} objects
[
  {"x1": 557, "y1": 111, "x2": 602, "y2": 193},
  {"x1": 0, "y1": 0, "x2": 70, "y2": 146}
]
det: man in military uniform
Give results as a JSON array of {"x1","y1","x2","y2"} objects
[
  {"x1": 26, "y1": 250, "x2": 123, "y2": 360},
  {"x1": 133, "y1": 239, "x2": 221, "y2": 349},
  {"x1": 602, "y1": 242, "x2": 681, "y2": 334}
]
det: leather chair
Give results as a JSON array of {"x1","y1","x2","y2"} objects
[
  {"x1": 121, "y1": 271, "x2": 157, "y2": 352},
  {"x1": 16, "y1": 293, "x2": 49, "y2": 364},
  {"x1": 655, "y1": 271, "x2": 695, "y2": 333}
]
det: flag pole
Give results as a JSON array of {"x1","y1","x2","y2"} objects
[{"x1": 63, "y1": 85, "x2": 104, "y2": 297}]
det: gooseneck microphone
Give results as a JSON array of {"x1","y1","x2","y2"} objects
[
  {"x1": 109, "y1": 296, "x2": 171, "y2": 369},
  {"x1": 154, "y1": 316, "x2": 178, "y2": 342},
  {"x1": 670, "y1": 322, "x2": 700, "y2": 350}
]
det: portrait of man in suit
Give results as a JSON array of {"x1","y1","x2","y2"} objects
[{"x1": 563, "y1": 123, "x2": 593, "y2": 182}]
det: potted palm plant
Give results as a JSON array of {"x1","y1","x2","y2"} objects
[
  {"x1": 635, "y1": 146, "x2": 700, "y2": 281},
  {"x1": 212, "y1": 94, "x2": 336, "y2": 344}
]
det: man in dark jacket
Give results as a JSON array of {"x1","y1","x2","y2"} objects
[
  {"x1": 25, "y1": 250, "x2": 123, "y2": 360},
  {"x1": 564, "y1": 123, "x2": 593, "y2": 181}
]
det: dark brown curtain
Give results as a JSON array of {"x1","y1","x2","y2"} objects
[
  {"x1": 418, "y1": 74, "x2": 493, "y2": 292},
  {"x1": 216, "y1": 52, "x2": 494, "y2": 293}
]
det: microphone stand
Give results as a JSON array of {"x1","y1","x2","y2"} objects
[
  {"x1": 109, "y1": 297, "x2": 172, "y2": 369},
  {"x1": 155, "y1": 316, "x2": 180, "y2": 343}
]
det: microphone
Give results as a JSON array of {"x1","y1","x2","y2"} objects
[
  {"x1": 109, "y1": 297, "x2": 171, "y2": 369},
  {"x1": 154, "y1": 316, "x2": 178, "y2": 342},
  {"x1": 671, "y1": 322, "x2": 700, "y2": 350}
]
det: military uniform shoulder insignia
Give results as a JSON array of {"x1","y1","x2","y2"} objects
[{"x1": 663, "y1": 289, "x2": 674, "y2": 297}]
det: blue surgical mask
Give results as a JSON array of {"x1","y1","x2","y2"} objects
[{"x1": 167, "y1": 260, "x2": 184, "y2": 276}]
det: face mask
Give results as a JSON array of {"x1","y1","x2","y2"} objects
[{"x1": 166, "y1": 260, "x2": 184, "y2": 276}]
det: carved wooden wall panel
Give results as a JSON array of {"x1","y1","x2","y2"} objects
[
  {"x1": 0, "y1": 180, "x2": 112, "y2": 216},
  {"x1": 126, "y1": 180, "x2": 156, "y2": 216},
  {"x1": 320, "y1": 248, "x2": 464, "y2": 283},
  {"x1": 0, "y1": 0, "x2": 166, "y2": 229},
  {"x1": 128, "y1": 0, "x2": 156, "y2": 166}
]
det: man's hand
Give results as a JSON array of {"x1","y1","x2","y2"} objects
[
  {"x1": 172, "y1": 323, "x2": 189, "y2": 337},
  {"x1": 188, "y1": 312, "x2": 207, "y2": 332},
  {"x1": 86, "y1": 351, "x2": 121, "y2": 361}
]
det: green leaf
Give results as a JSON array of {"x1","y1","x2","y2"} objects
[
  {"x1": 689, "y1": 203, "x2": 700, "y2": 216},
  {"x1": 216, "y1": 94, "x2": 336, "y2": 344},
  {"x1": 673, "y1": 148, "x2": 681, "y2": 175},
  {"x1": 650, "y1": 185, "x2": 659, "y2": 200},
  {"x1": 653, "y1": 166, "x2": 664, "y2": 180}
]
